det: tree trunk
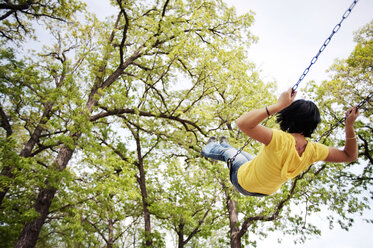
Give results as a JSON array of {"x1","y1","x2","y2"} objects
[
  {"x1": 177, "y1": 222, "x2": 184, "y2": 248},
  {"x1": 231, "y1": 234, "x2": 241, "y2": 248},
  {"x1": 136, "y1": 160, "x2": 152, "y2": 247},
  {"x1": 0, "y1": 165, "x2": 13, "y2": 205},
  {"x1": 134, "y1": 131, "x2": 152, "y2": 247},
  {"x1": 15, "y1": 187, "x2": 57, "y2": 248},
  {"x1": 108, "y1": 218, "x2": 114, "y2": 248},
  {"x1": 15, "y1": 145, "x2": 74, "y2": 248},
  {"x1": 225, "y1": 189, "x2": 241, "y2": 248}
]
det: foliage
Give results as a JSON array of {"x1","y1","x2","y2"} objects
[
  {"x1": 0, "y1": 1, "x2": 371, "y2": 248},
  {"x1": 0, "y1": 0, "x2": 84, "y2": 43}
]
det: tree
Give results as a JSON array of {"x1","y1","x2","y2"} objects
[
  {"x1": 0, "y1": 0, "x2": 84, "y2": 43},
  {"x1": 1, "y1": 0, "x2": 370, "y2": 247},
  {"x1": 1, "y1": 0, "x2": 261, "y2": 247},
  {"x1": 0, "y1": 16, "x2": 98, "y2": 247}
]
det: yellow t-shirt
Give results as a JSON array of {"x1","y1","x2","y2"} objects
[{"x1": 237, "y1": 129, "x2": 329, "y2": 195}]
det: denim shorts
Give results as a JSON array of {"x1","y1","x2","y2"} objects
[
  {"x1": 229, "y1": 159, "x2": 267, "y2": 197},
  {"x1": 202, "y1": 141, "x2": 267, "y2": 197}
]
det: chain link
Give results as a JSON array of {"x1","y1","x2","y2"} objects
[
  {"x1": 357, "y1": 92, "x2": 373, "y2": 109},
  {"x1": 227, "y1": 116, "x2": 272, "y2": 168},
  {"x1": 315, "y1": 92, "x2": 373, "y2": 142},
  {"x1": 292, "y1": 0, "x2": 359, "y2": 91}
]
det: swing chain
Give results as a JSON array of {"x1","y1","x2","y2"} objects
[
  {"x1": 357, "y1": 92, "x2": 373, "y2": 109},
  {"x1": 292, "y1": 0, "x2": 359, "y2": 92},
  {"x1": 227, "y1": 115, "x2": 272, "y2": 168},
  {"x1": 227, "y1": 137, "x2": 252, "y2": 169},
  {"x1": 315, "y1": 91, "x2": 373, "y2": 143}
]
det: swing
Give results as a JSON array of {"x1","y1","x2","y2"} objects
[{"x1": 227, "y1": 0, "x2": 372, "y2": 171}]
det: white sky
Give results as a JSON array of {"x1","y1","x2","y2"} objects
[
  {"x1": 225, "y1": 0, "x2": 373, "y2": 95},
  {"x1": 85, "y1": 0, "x2": 373, "y2": 247}
]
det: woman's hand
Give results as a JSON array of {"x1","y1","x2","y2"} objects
[
  {"x1": 325, "y1": 106, "x2": 359, "y2": 163},
  {"x1": 345, "y1": 106, "x2": 359, "y2": 126},
  {"x1": 275, "y1": 88, "x2": 297, "y2": 110}
]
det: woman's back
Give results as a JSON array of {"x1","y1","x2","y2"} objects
[{"x1": 237, "y1": 129, "x2": 329, "y2": 195}]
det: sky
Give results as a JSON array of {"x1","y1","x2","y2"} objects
[
  {"x1": 225, "y1": 0, "x2": 373, "y2": 96},
  {"x1": 84, "y1": 0, "x2": 373, "y2": 247}
]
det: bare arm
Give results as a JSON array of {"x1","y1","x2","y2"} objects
[
  {"x1": 235, "y1": 88, "x2": 297, "y2": 145},
  {"x1": 325, "y1": 106, "x2": 359, "y2": 163}
]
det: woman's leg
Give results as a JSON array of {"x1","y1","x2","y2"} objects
[
  {"x1": 220, "y1": 140, "x2": 253, "y2": 161},
  {"x1": 229, "y1": 157, "x2": 266, "y2": 196},
  {"x1": 201, "y1": 137, "x2": 250, "y2": 164},
  {"x1": 202, "y1": 137, "x2": 267, "y2": 197}
]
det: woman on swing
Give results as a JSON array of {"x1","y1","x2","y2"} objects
[{"x1": 202, "y1": 88, "x2": 359, "y2": 196}]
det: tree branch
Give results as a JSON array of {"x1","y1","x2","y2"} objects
[
  {"x1": 237, "y1": 174, "x2": 302, "y2": 239},
  {"x1": 0, "y1": 105, "x2": 13, "y2": 137},
  {"x1": 358, "y1": 134, "x2": 373, "y2": 164},
  {"x1": 90, "y1": 107, "x2": 206, "y2": 136},
  {"x1": 116, "y1": 0, "x2": 130, "y2": 66}
]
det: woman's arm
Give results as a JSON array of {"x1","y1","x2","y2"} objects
[
  {"x1": 235, "y1": 88, "x2": 297, "y2": 145},
  {"x1": 325, "y1": 106, "x2": 359, "y2": 163}
]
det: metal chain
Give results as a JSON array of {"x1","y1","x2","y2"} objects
[
  {"x1": 292, "y1": 0, "x2": 359, "y2": 92},
  {"x1": 315, "y1": 92, "x2": 373, "y2": 142},
  {"x1": 357, "y1": 92, "x2": 373, "y2": 109},
  {"x1": 227, "y1": 116, "x2": 272, "y2": 169}
]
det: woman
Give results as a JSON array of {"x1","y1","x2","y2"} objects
[{"x1": 201, "y1": 88, "x2": 359, "y2": 196}]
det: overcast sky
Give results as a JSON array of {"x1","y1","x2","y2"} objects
[
  {"x1": 225, "y1": 0, "x2": 372, "y2": 94},
  {"x1": 85, "y1": 0, "x2": 373, "y2": 247}
]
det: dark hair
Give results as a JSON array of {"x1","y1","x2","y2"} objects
[{"x1": 276, "y1": 99, "x2": 321, "y2": 137}]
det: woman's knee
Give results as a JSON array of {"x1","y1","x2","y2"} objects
[
  {"x1": 201, "y1": 148, "x2": 209, "y2": 157},
  {"x1": 223, "y1": 148, "x2": 240, "y2": 159},
  {"x1": 231, "y1": 154, "x2": 250, "y2": 167}
]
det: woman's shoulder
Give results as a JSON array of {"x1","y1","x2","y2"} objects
[
  {"x1": 308, "y1": 140, "x2": 328, "y2": 150},
  {"x1": 306, "y1": 140, "x2": 329, "y2": 160},
  {"x1": 266, "y1": 129, "x2": 293, "y2": 148},
  {"x1": 272, "y1": 129, "x2": 293, "y2": 140}
]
